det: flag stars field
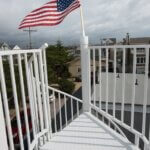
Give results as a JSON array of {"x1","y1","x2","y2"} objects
[{"x1": 57, "y1": 0, "x2": 75, "y2": 11}]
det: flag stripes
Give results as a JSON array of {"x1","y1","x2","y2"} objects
[{"x1": 19, "y1": 0, "x2": 80, "y2": 29}]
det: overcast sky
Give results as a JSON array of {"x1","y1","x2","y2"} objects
[{"x1": 0, "y1": 0, "x2": 150, "y2": 48}]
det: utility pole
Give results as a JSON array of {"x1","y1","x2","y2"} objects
[
  {"x1": 126, "y1": 32, "x2": 130, "y2": 45},
  {"x1": 125, "y1": 33, "x2": 132, "y2": 73},
  {"x1": 23, "y1": 27, "x2": 37, "y2": 49}
]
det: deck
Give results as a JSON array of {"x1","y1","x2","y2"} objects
[{"x1": 40, "y1": 112, "x2": 137, "y2": 150}]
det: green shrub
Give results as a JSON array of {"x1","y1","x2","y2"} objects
[{"x1": 58, "y1": 79, "x2": 75, "y2": 94}]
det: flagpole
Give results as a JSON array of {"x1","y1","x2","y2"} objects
[
  {"x1": 79, "y1": 0, "x2": 91, "y2": 112},
  {"x1": 79, "y1": 5, "x2": 85, "y2": 37}
]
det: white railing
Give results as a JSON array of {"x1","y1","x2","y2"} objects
[
  {"x1": 48, "y1": 86, "x2": 83, "y2": 134},
  {"x1": 0, "y1": 47, "x2": 83, "y2": 150},
  {"x1": 0, "y1": 48, "x2": 50, "y2": 150},
  {"x1": 89, "y1": 45, "x2": 150, "y2": 150},
  {"x1": 0, "y1": 44, "x2": 149, "y2": 150}
]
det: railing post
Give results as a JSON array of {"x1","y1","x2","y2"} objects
[
  {"x1": 40, "y1": 43, "x2": 52, "y2": 139},
  {"x1": 0, "y1": 92, "x2": 9, "y2": 150},
  {"x1": 80, "y1": 36, "x2": 91, "y2": 112}
]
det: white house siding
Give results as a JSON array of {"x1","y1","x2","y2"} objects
[{"x1": 93, "y1": 73, "x2": 150, "y2": 105}]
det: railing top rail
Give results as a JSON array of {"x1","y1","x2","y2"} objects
[
  {"x1": 89, "y1": 45, "x2": 150, "y2": 49},
  {"x1": 0, "y1": 49, "x2": 41, "y2": 56},
  {"x1": 48, "y1": 86, "x2": 83, "y2": 103}
]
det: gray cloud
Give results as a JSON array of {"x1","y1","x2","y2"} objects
[{"x1": 0, "y1": 0, "x2": 150, "y2": 47}]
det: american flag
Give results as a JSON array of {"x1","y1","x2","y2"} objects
[{"x1": 19, "y1": 0, "x2": 80, "y2": 29}]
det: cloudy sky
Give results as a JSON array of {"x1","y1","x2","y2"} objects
[{"x1": 0, "y1": 0, "x2": 150, "y2": 48}]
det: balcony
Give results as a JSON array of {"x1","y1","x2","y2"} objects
[{"x1": 0, "y1": 44, "x2": 149, "y2": 150}]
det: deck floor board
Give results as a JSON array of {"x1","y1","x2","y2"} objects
[{"x1": 40, "y1": 112, "x2": 137, "y2": 150}]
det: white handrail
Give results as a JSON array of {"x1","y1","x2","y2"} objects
[
  {"x1": 0, "y1": 49, "x2": 41, "y2": 56},
  {"x1": 48, "y1": 86, "x2": 83, "y2": 103}
]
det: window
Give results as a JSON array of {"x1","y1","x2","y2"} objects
[
  {"x1": 141, "y1": 58, "x2": 144, "y2": 63},
  {"x1": 137, "y1": 58, "x2": 140, "y2": 64},
  {"x1": 137, "y1": 48, "x2": 145, "y2": 53},
  {"x1": 137, "y1": 57, "x2": 146, "y2": 64},
  {"x1": 78, "y1": 67, "x2": 81, "y2": 73},
  {"x1": 96, "y1": 66, "x2": 99, "y2": 72}
]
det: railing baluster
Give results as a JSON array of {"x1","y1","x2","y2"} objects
[
  {"x1": 17, "y1": 54, "x2": 31, "y2": 147},
  {"x1": 42, "y1": 49, "x2": 52, "y2": 139},
  {"x1": 99, "y1": 48, "x2": 102, "y2": 110},
  {"x1": 29, "y1": 62, "x2": 40, "y2": 142},
  {"x1": 106, "y1": 48, "x2": 109, "y2": 113},
  {"x1": 28, "y1": 61, "x2": 41, "y2": 149},
  {"x1": 142, "y1": 48, "x2": 149, "y2": 136},
  {"x1": 131, "y1": 48, "x2": 137, "y2": 129},
  {"x1": 58, "y1": 93, "x2": 62, "y2": 130},
  {"x1": 33, "y1": 53, "x2": 44, "y2": 132},
  {"x1": 53, "y1": 91, "x2": 57, "y2": 133},
  {"x1": 9, "y1": 55, "x2": 24, "y2": 150},
  {"x1": 64, "y1": 95, "x2": 68, "y2": 126},
  {"x1": 24, "y1": 53, "x2": 36, "y2": 138},
  {"x1": 135, "y1": 135, "x2": 139, "y2": 147},
  {"x1": 0, "y1": 56, "x2": 14, "y2": 150},
  {"x1": 93, "y1": 49, "x2": 96, "y2": 106},
  {"x1": 113, "y1": 48, "x2": 117, "y2": 117},
  {"x1": 77, "y1": 100, "x2": 79, "y2": 117},
  {"x1": 71, "y1": 98, "x2": 73, "y2": 121},
  {"x1": 38, "y1": 52, "x2": 49, "y2": 140},
  {"x1": 121, "y1": 48, "x2": 126, "y2": 123}
]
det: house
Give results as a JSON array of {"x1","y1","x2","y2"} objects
[
  {"x1": 101, "y1": 38, "x2": 116, "y2": 46},
  {"x1": 68, "y1": 56, "x2": 114, "y2": 81},
  {"x1": 123, "y1": 37, "x2": 150, "y2": 74},
  {"x1": 68, "y1": 57, "x2": 81, "y2": 78},
  {"x1": 93, "y1": 73, "x2": 150, "y2": 106},
  {"x1": 0, "y1": 42, "x2": 10, "y2": 50},
  {"x1": 130, "y1": 37, "x2": 150, "y2": 74}
]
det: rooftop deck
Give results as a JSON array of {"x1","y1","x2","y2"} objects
[{"x1": 0, "y1": 43, "x2": 150, "y2": 150}]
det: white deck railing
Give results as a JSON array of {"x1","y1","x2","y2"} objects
[
  {"x1": 0, "y1": 49, "x2": 50, "y2": 150},
  {"x1": 48, "y1": 86, "x2": 83, "y2": 133},
  {"x1": 0, "y1": 44, "x2": 150, "y2": 150},
  {"x1": 90, "y1": 45, "x2": 150, "y2": 149},
  {"x1": 0, "y1": 47, "x2": 83, "y2": 150}
]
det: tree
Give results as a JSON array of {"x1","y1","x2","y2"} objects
[
  {"x1": 46, "y1": 41, "x2": 75, "y2": 94},
  {"x1": 58, "y1": 79, "x2": 75, "y2": 94},
  {"x1": 1, "y1": 61, "x2": 26, "y2": 108}
]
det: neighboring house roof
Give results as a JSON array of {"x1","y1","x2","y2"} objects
[
  {"x1": 0, "y1": 42, "x2": 10, "y2": 50},
  {"x1": 13, "y1": 45, "x2": 21, "y2": 50},
  {"x1": 68, "y1": 57, "x2": 81, "y2": 66},
  {"x1": 122, "y1": 37, "x2": 150, "y2": 45},
  {"x1": 102, "y1": 38, "x2": 116, "y2": 45},
  {"x1": 129, "y1": 37, "x2": 150, "y2": 45}
]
